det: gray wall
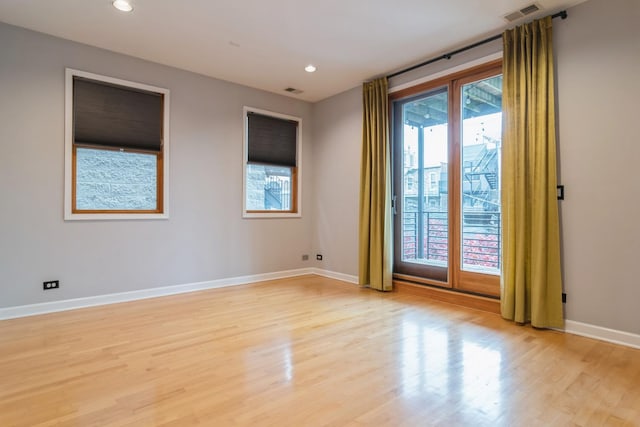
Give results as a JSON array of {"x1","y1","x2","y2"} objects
[
  {"x1": 555, "y1": 0, "x2": 640, "y2": 333},
  {"x1": 0, "y1": 23, "x2": 314, "y2": 308},
  {"x1": 311, "y1": 87, "x2": 362, "y2": 277},
  {"x1": 311, "y1": 0, "x2": 640, "y2": 335}
]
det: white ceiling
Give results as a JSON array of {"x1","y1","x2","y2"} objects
[{"x1": 0, "y1": 0, "x2": 589, "y2": 102}]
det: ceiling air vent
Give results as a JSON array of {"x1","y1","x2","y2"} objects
[
  {"x1": 504, "y1": 3, "x2": 542, "y2": 22},
  {"x1": 284, "y1": 87, "x2": 303, "y2": 95}
]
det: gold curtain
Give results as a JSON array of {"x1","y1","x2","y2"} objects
[
  {"x1": 501, "y1": 16, "x2": 564, "y2": 328},
  {"x1": 359, "y1": 77, "x2": 393, "y2": 291}
]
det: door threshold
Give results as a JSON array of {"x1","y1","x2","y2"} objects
[{"x1": 394, "y1": 280, "x2": 501, "y2": 314}]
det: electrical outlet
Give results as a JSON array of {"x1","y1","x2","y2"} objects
[
  {"x1": 316, "y1": 254, "x2": 323, "y2": 261},
  {"x1": 302, "y1": 254, "x2": 309, "y2": 261},
  {"x1": 43, "y1": 280, "x2": 59, "y2": 290}
]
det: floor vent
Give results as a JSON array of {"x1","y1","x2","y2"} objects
[{"x1": 504, "y1": 3, "x2": 542, "y2": 22}]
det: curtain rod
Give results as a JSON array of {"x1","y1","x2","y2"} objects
[{"x1": 387, "y1": 10, "x2": 568, "y2": 79}]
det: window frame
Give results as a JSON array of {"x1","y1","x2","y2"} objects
[
  {"x1": 391, "y1": 59, "x2": 502, "y2": 297},
  {"x1": 64, "y1": 68, "x2": 170, "y2": 220},
  {"x1": 242, "y1": 106, "x2": 302, "y2": 219}
]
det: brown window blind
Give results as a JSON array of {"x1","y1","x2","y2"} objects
[
  {"x1": 73, "y1": 77, "x2": 163, "y2": 151},
  {"x1": 247, "y1": 112, "x2": 297, "y2": 167}
]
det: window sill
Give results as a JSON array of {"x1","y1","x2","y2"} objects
[
  {"x1": 64, "y1": 212, "x2": 169, "y2": 221},
  {"x1": 243, "y1": 211, "x2": 301, "y2": 219}
]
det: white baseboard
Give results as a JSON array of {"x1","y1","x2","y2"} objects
[
  {"x1": 564, "y1": 320, "x2": 640, "y2": 350},
  {"x1": 0, "y1": 268, "x2": 315, "y2": 321},
  {"x1": 311, "y1": 268, "x2": 359, "y2": 284},
  {"x1": 3, "y1": 270, "x2": 639, "y2": 350}
]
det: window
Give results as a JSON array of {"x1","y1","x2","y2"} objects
[
  {"x1": 65, "y1": 69, "x2": 169, "y2": 220},
  {"x1": 243, "y1": 107, "x2": 301, "y2": 218},
  {"x1": 392, "y1": 60, "x2": 502, "y2": 297},
  {"x1": 428, "y1": 172, "x2": 438, "y2": 192}
]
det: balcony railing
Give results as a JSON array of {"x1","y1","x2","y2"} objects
[{"x1": 402, "y1": 210, "x2": 501, "y2": 272}]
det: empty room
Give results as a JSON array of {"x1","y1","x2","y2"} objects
[{"x1": 0, "y1": 0, "x2": 639, "y2": 425}]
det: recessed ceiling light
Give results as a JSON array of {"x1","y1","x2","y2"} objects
[
  {"x1": 113, "y1": 0, "x2": 133, "y2": 12},
  {"x1": 305, "y1": 65, "x2": 317, "y2": 73}
]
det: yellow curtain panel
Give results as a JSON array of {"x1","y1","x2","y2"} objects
[
  {"x1": 501, "y1": 16, "x2": 564, "y2": 328},
  {"x1": 359, "y1": 77, "x2": 393, "y2": 291}
]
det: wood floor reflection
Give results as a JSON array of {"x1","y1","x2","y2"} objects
[{"x1": 1, "y1": 275, "x2": 638, "y2": 426}]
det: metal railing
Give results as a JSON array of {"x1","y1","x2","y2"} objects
[
  {"x1": 402, "y1": 211, "x2": 501, "y2": 271},
  {"x1": 264, "y1": 176, "x2": 290, "y2": 210}
]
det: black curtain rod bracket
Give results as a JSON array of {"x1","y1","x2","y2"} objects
[{"x1": 387, "y1": 10, "x2": 567, "y2": 79}]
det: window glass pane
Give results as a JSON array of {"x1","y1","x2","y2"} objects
[
  {"x1": 401, "y1": 89, "x2": 448, "y2": 266},
  {"x1": 461, "y1": 75, "x2": 502, "y2": 274},
  {"x1": 246, "y1": 164, "x2": 292, "y2": 211},
  {"x1": 75, "y1": 147, "x2": 157, "y2": 210}
]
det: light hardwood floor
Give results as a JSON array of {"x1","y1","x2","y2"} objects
[{"x1": 1, "y1": 275, "x2": 638, "y2": 426}]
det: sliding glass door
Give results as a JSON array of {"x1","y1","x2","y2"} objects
[
  {"x1": 393, "y1": 61, "x2": 502, "y2": 296},
  {"x1": 393, "y1": 87, "x2": 450, "y2": 283}
]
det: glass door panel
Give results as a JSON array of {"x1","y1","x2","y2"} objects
[
  {"x1": 394, "y1": 88, "x2": 449, "y2": 283},
  {"x1": 460, "y1": 76, "x2": 502, "y2": 275}
]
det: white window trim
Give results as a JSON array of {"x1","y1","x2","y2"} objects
[
  {"x1": 64, "y1": 68, "x2": 170, "y2": 220},
  {"x1": 242, "y1": 106, "x2": 302, "y2": 219}
]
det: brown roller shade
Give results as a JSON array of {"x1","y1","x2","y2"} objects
[
  {"x1": 247, "y1": 112, "x2": 297, "y2": 167},
  {"x1": 73, "y1": 77, "x2": 163, "y2": 151}
]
